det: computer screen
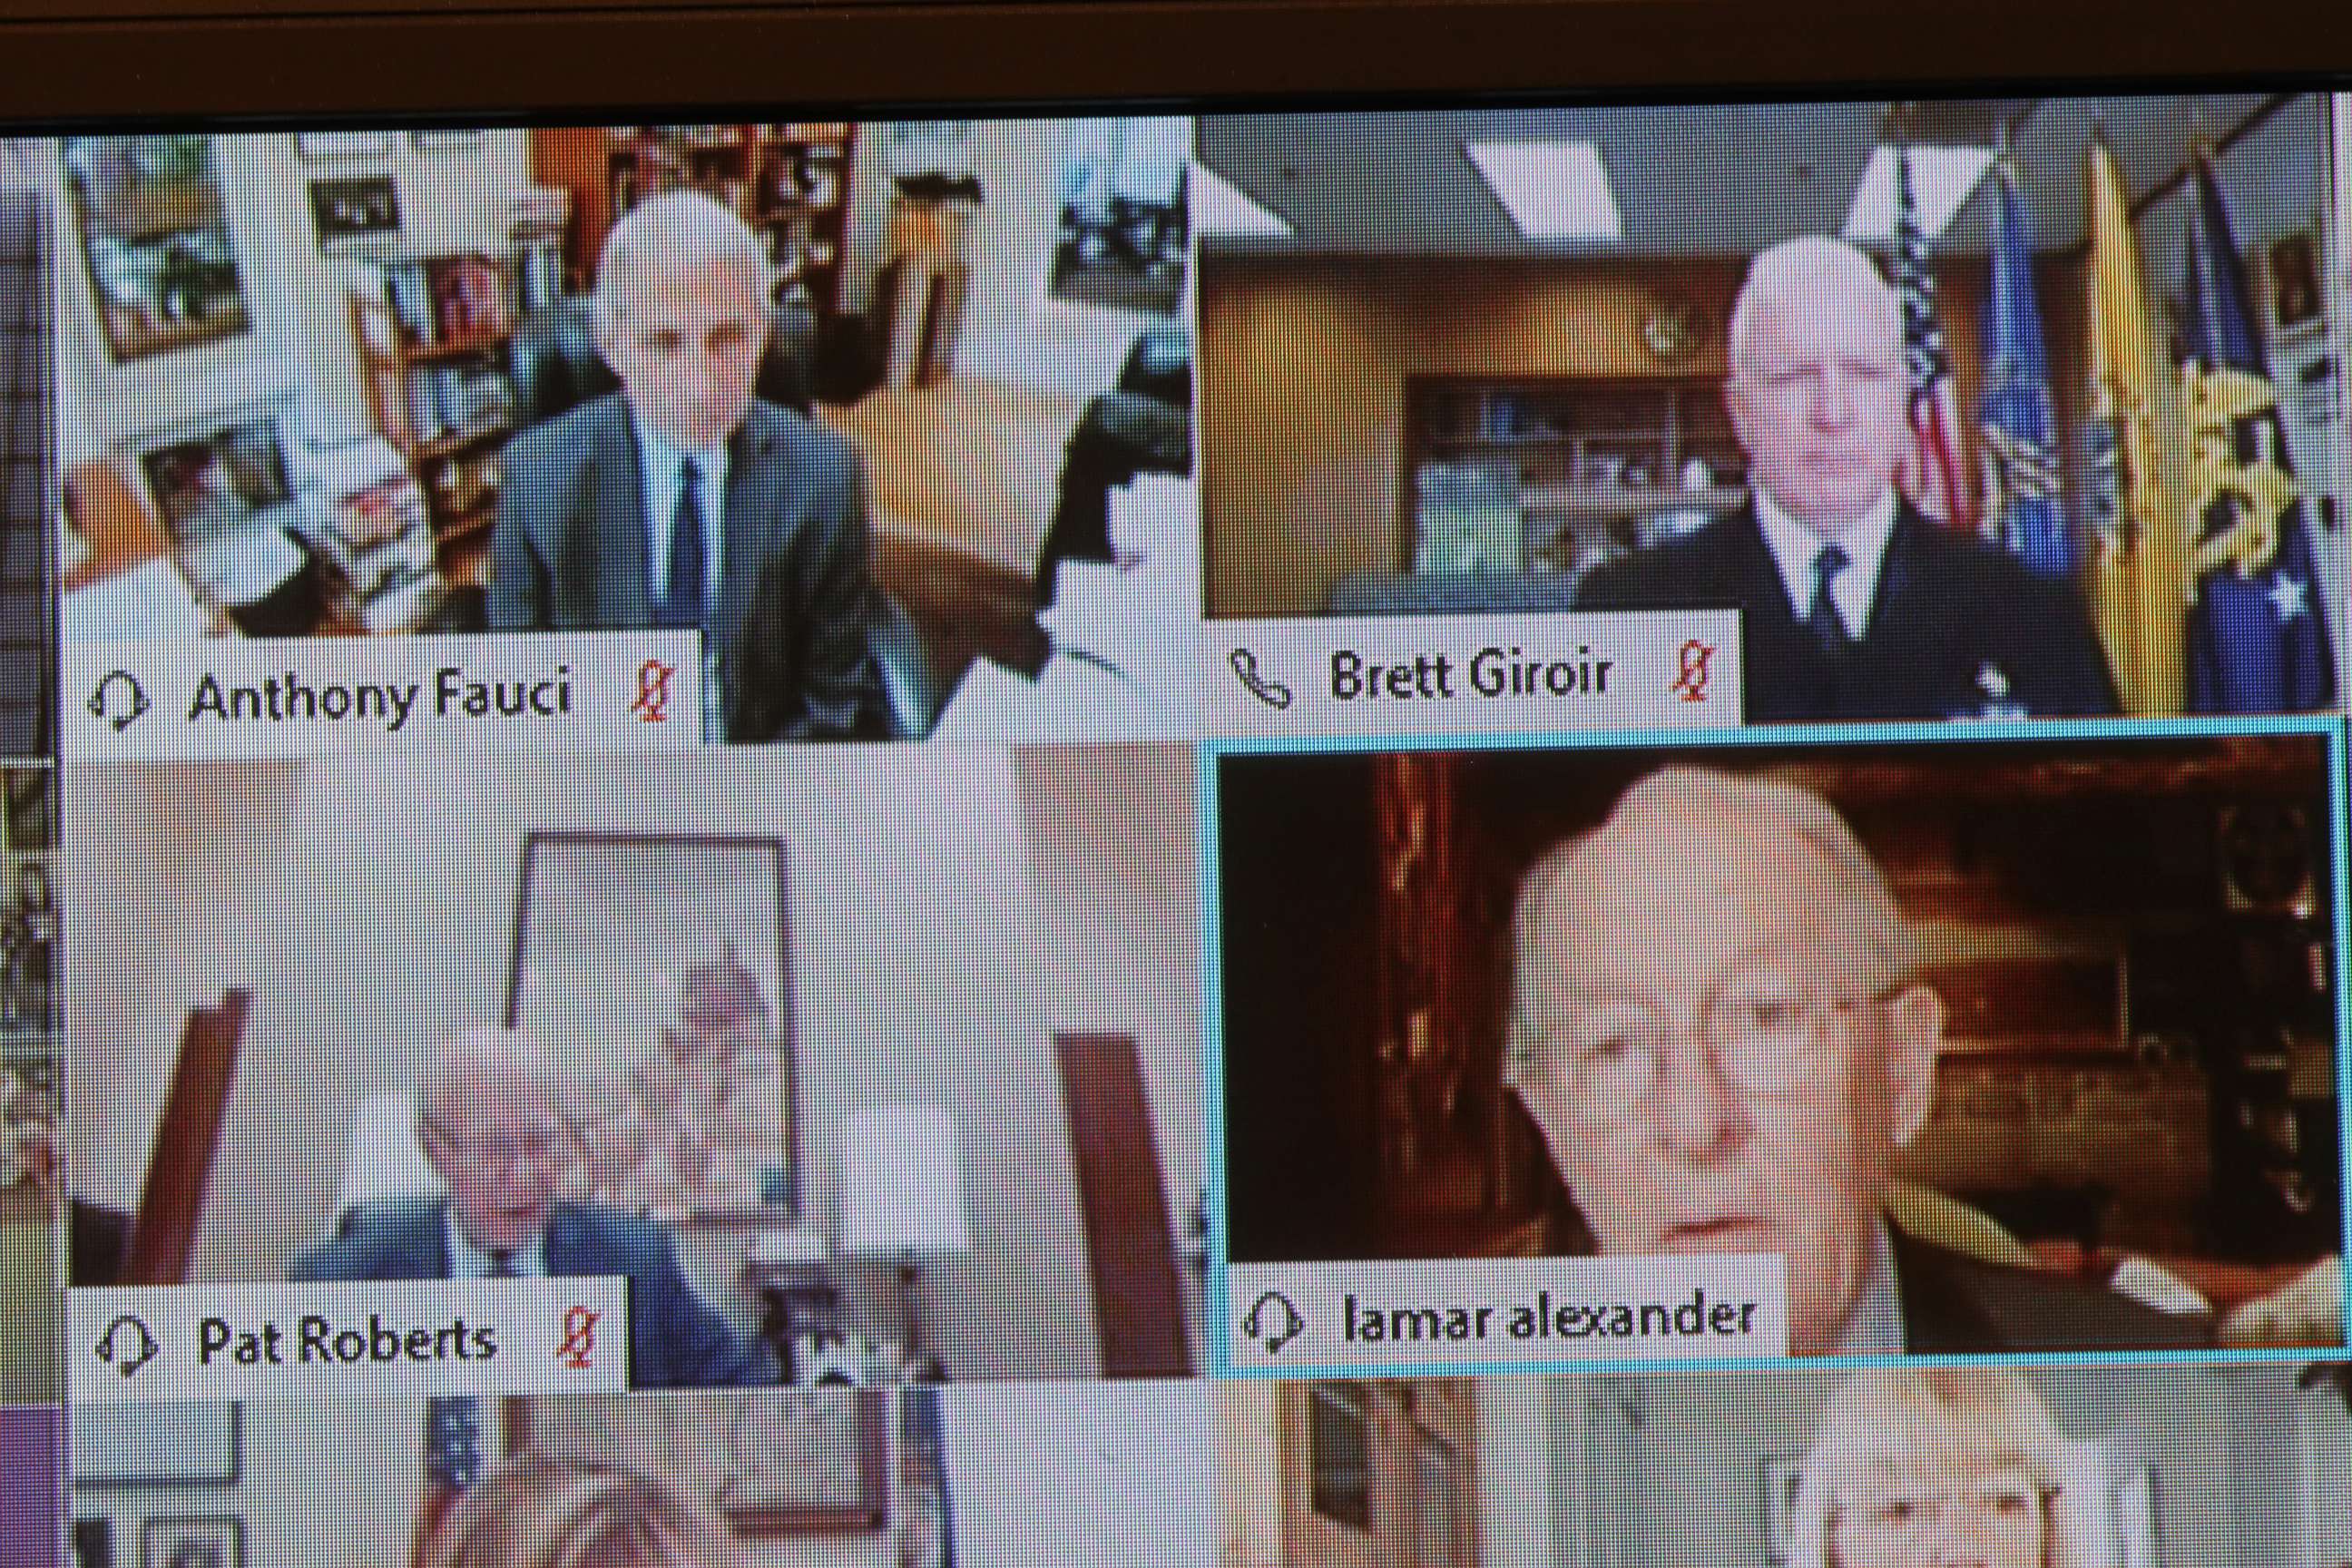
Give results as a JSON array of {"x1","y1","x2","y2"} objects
[{"x1": 1, "y1": 49, "x2": 2349, "y2": 1568}]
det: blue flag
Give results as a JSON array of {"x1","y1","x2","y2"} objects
[
  {"x1": 2179, "y1": 153, "x2": 2337, "y2": 712},
  {"x1": 1978, "y1": 163, "x2": 2070, "y2": 576}
]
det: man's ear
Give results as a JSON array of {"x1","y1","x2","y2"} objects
[
  {"x1": 417, "y1": 1120, "x2": 456, "y2": 1181},
  {"x1": 1884, "y1": 985, "x2": 1945, "y2": 1148},
  {"x1": 1722, "y1": 376, "x2": 1755, "y2": 455}
]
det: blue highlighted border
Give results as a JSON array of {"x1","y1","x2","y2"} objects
[{"x1": 1196, "y1": 713, "x2": 2352, "y2": 1381}]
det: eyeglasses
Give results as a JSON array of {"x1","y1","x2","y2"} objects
[
  {"x1": 424, "y1": 1121, "x2": 573, "y2": 1174},
  {"x1": 1832, "y1": 1475, "x2": 2054, "y2": 1550},
  {"x1": 1518, "y1": 974, "x2": 1898, "y2": 1116}
]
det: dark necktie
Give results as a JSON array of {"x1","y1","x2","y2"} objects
[
  {"x1": 1806, "y1": 543, "x2": 1856, "y2": 657},
  {"x1": 657, "y1": 460, "x2": 707, "y2": 631},
  {"x1": 427, "y1": 1245, "x2": 516, "y2": 1496}
]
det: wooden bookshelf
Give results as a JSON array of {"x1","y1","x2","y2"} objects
[
  {"x1": 345, "y1": 251, "x2": 517, "y2": 551},
  {"x1": 1403, "y1": 376, "x2": 1749, "y2": 574},
  {"x1": 530, "y1": 123, "x2": 858, "y2": 315}
]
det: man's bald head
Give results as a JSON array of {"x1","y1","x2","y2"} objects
[
  {"x1": 1723, "y1": 237, "x2": 1911, "y2": 535},
  {"x1": 1726, "y1": 236, "x2": 1902, "y2": 384},
  {"x1": 417, "y1": 1025, "x2": 577, "y2": 1253},
  {"x1": 593, "y1": 192, "x2": 770, "y2": 335},
  {"x1": 417, "y1": 1024, "x2": 559, "y2": 1133},
  {"x1": 591, "y1": 191, "x2": 773, "y2": 452}
]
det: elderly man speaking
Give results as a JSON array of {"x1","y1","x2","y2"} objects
[
  {"x1": 488, "y1": 191, "x2": 888, "y2": 742},
  {"x1": 1506, "y1": 767, "x2": 2201, "y2": 1355},
  {"x1": 1575, "y1": 236, "x2": 2117, "y2": 722},
  {"x1": 291, "y1": 1026, "x2": 769, "y2": 1388}
]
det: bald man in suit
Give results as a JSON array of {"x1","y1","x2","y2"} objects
[{"x1": 1575, "y1": 236, "x2": 2118, "y2": 723}]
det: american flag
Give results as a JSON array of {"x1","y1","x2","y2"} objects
[
  {"x1": 411, "y1": 1396, "x2": 489, "y2": 1563},
  {"x1": 1892, "y1": 146, "x2": 1975, "y2": 529}
]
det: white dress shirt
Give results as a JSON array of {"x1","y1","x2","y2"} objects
[
  {"x1": 444, "y1": 1211, "x2": 548, "y2": 1279},
  {"x1": 1751, "y1": 485, "x2": 1900, "y2": 640},
  {"x1": 629, "y1": 410, "x2": 733, "y2": 740}
]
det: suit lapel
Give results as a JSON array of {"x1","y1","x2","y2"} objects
[
  {"x1": 714, "y1": 407, "x2": 795, "y2": 654},
  {"x1": 541, "y1": 1204, "x2": 579, "y2": 1275},
  {"x1": 1886, "y1": 1225, "x2": 2004, "y2": 1352},
  {"x1": 1851, "y1": 506, "x2": 1964, "y2": 713},
  {"x1": 590, "y1": 402, "x2": 654, "y2": 626},
  {"x1": 425, "y1": 1200, "x2": 456, "y2": 1279}
]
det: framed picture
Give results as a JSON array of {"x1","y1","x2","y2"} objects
[
  {"x1": 135, "y1": 420, "x2": 292, "y2": 544},
  {"x1": 506, "y1": 833, "x2": 798, "y2": 1223},
  {"x1": 307, "y1": 176, "x2": 403, "y2": 243},
  {"x1": 71, "y1": 1402, "x2": 240, "y2": 1487},
  {"x1": 140, "y1": 1516, "x2": 242, "y2": 1568},
  {"x1": 60, "y1": 135, "x2": 252, "y2": 362},
  {"x1": 506, "y1": 1391, "x2": 887, "y2": 1535},
  {"x1": 295, "y1": 131, "x2": 396, "y2": 161},
  {"x1": 73, "y1": 1519, "x2": 113, "y2": 1568},
  {"x1": 2268, "y1": 230, "x2": 2324, "y2": 337},
  {"x1": 1759, "y1": 1455, "x2": 1802, "y2": 1568}
]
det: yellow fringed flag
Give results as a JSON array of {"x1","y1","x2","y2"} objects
[{"x1": 2080, "y1": 137, "x2": 2194, "y2": 716}]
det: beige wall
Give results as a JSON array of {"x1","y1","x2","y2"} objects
[
  {"x1": 64, "y1": 744, "x2": 1202, "y2": 1384},
  {"x1": 1197, "y1": 252, "x2": 2085, "y2": 620}
]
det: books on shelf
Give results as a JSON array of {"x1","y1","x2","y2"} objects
[
  {"x1": 348, "y1": 252, "x2": 512, "y2": 348},
  {"x1": 404, "y1": 360, "x2": 514, "y2": 445}
]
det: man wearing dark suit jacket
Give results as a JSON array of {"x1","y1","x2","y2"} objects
[
  {"x1": 289, "y1": 1027, "x2": 769, "y2": 1389},
  {"x1": 1574, "y1": 236, "x2": 2119, "y2": 723},
  {"x1": 1506, "y1": 767, "x2": 2209, "y2": 1356},
  {"x1": 487, "y1": 191, "x2": 887, "y2": 742}
]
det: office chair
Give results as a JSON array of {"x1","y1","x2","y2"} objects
[{"x1": 502, "y1": 297, "x2": 941, "y2": 740}]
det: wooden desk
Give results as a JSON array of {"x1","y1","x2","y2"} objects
[{"x1": 61, "y1": 460, "x2": 171, "y2": 593}]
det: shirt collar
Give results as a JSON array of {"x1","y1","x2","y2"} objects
[
  {"x1": 444, "y1": 1207, "x2": 548, "y2": 1279},
  {"x1": 627, "y1": 407, "x2": 731, "y2": 498},
  {"x1": 1831, "y1": 1220, "x2": 1908, "y2": 1356},
  {"x1": 1750, "y1": 484, "x2": 1901, "y2": 637}
]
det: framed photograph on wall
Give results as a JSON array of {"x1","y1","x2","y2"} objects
[
  {"x1": 140, "y1": 1516, "x2": 242, "y2": 1568},
  {"x1": 506, "y1": 832, "x2": 799, "y2": 1223},
  {"x1": 60, "y1": 135, "x2": 253, "y2": 362},
  {"x1": 2268, "y1": 229, "x2": 2325, "y2": 338},
  {"x1": 307, "y1": 176, "x2": 403, "y2": 243}
]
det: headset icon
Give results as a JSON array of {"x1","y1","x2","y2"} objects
[
  {"x1": 1241, "y1": 1290, "x2": 1306, "y2": 1357},
  {"x1": 94, "y1": 1313, "x2": 160, "y2": 1378}
]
